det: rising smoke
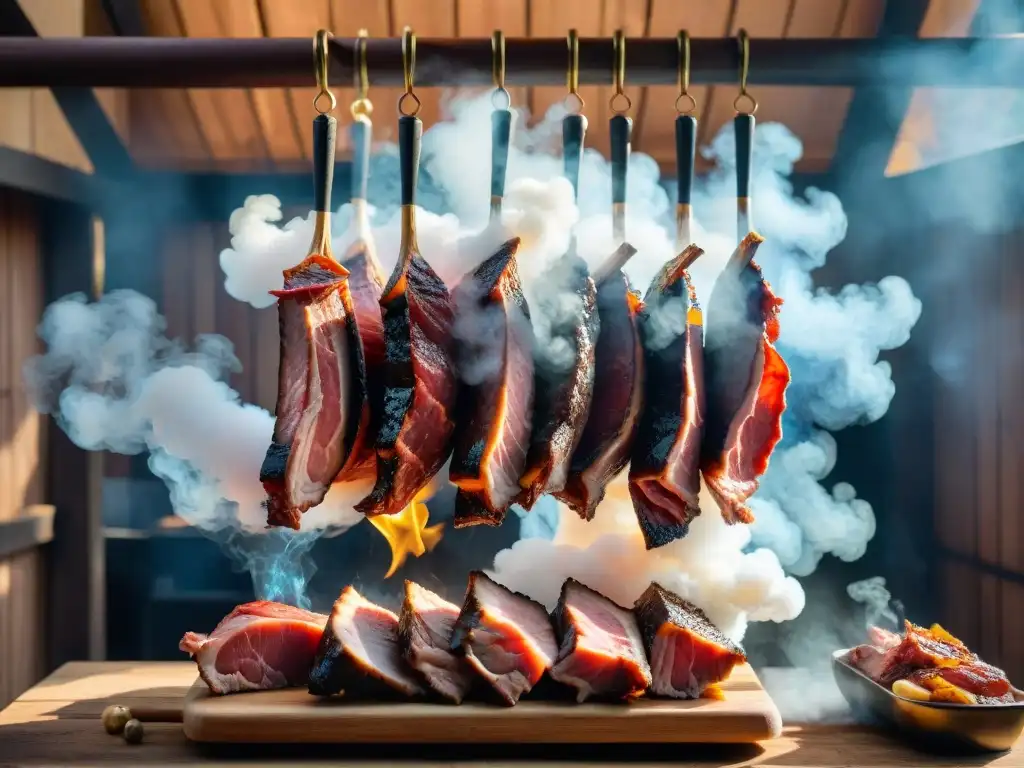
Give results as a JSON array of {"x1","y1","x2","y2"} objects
[{"x1": 27, "y1": 90, "x2": 921, "y2": 664}]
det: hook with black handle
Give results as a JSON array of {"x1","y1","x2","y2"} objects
[
  {"x1": 609, "y1": 29, "x2": 632, "y2": 245},
  {"x1": 734, "y1": 28, "x2": 757, "y2": 241},
  {"x1": 350, "y1": 30, "x2": 373, "y2": 239},
  {"x1": 398, "y1": 27, "x2": 422, "y2": 260},
  {"x1": 490, "y1": 31, "x2": 513, "y2": 220},
  {"x1": 562, "y1": 29, "x2": 587, "y2": 205},
  {"x1": 675, "y1": 30, "x2": 698, "y2": 252},
  {"x1": 309, "y1": 29, "x2": 338, "y2": 260}
]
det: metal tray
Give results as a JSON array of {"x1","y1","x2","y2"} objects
[{"x1": 832, "y1": 649, "x2": 1024, "y2": 752}]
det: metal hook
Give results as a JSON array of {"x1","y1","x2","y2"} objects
[
  {"x1": 491, "y1": 30, "x2": 511, "y2": 111},
  {"x1": 351, "y1": 29, "x2": 373, "y2": 119},
  {"x1": 733, "y1": 28, "x2": 758, "y2": 115},
  {"x1": 398, "y1": 26, "x2": 421, "y2": 118},
  {"x1": 564, "y1": 29, "x2": 583, "y2": 115},
  {"x1": 675, "y1": 30, "x2": 696, "y2": 116},
  {"x1": 312, "y1": 28, "x2": 336, "y2": 115},
  {"x1": 610, "y1": 29, "x2": 631, "y2": 115}
]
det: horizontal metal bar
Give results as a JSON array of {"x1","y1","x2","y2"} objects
[{"x1": 0, "y1": 36, "x2": 1020, "y2": 88}]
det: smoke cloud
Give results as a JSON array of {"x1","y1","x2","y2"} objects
[{"x1": 29, "y1": 88, "x2": 921, "y2": 662}]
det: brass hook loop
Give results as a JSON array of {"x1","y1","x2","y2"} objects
[
  {"x1": 675, "y1": 30, "x2": 696, "y2": 116},
  {"x1": 564, "y1": 29, "x2": 583, "y2": 115},
  {"x1": 733, "y1": 28, "x2": 758, "y2": 115},
  {"x1": 491, "y1": 30, "x2": 511, "y2": 111},
  {"x1": 312, "y1": 29, "x2": 336, "y2": 115},
  {"x1": 398, "y1": 26, "x2": 421, "y2": 117},
  {"x1": 351, "y1": 29, "x2": 372, "y2": 119},
  {"x1": 609, "y1": 29, "x2": 631, "y2": 115}
]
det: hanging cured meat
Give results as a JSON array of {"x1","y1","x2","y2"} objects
[
  {"x1": 700, "y1": 232, "x2": 790, "y2": 524},
  {"x1": 262, "y1": 114, "x2": 359, "y2": 530},
  {"x1": 449, "y1": 238, "x2": 534, "y2": 527},
  {"x1": 355, "y1": 114, "x2": 457, "y2": 518},
  {"x1": 517, "y1": 112, "x2": 599, "y2": 510},
  {"x1": 335, "y1": 110, "x2": 387, "y2": 481},
  {"x1": 557, "y1": 112, "x2": 642, "y2": 520},
  {"x1": 629, "y1": 244, "x2": 706, "y2": 549}
]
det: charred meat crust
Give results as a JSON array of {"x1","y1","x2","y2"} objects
[{"x1": 633, "y1": 582, "x2": 745, "y2": 663}]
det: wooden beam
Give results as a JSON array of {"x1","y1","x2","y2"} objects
[
  {"x1": 0, "y1": 0, "x2": 135, "y2": 180},
  {"x1": 0, "y1": 146, "x2": 121, "y2": 208},
  {"x1": 41, "y1": 201, "x2": 106, "y2": 667},
  {"x1": 99, "y1": 0, "x2": 146, "y2": 37},
  {"x1": 828, "y1": 0, "x2": 937, "y2": 185},
  {"x1": 0, "y1": 506, "x2": 54, "y2": 559}
]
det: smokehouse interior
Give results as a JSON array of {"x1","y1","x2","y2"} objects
[{"x1": 1, "y1": 0, "x2": 1023, "y2": 764}]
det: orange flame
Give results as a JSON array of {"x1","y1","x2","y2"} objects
[{"x1": 366, "y1": 485, "x2": 444, "y2": 579}]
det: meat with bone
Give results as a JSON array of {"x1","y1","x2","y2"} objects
[
  {"x1": 449, "y1": 240, "x2": 534, "y2": 527},
  {"x1": 549, "y1": 578, "x2": 651, "y2": 702},
  {"x1": 516, "y1": 254, "x2": 599, "y2": 510},
  {"x1": 261, "y1": 256, "x2": 357, "y2": 530},
  {"x1": 701, "y1": 232, "x2": 790, "y2": 525},
  {"x1": 355, "y1": 253, "x2": 458, "y2": 517},
  {"x1": 556, "y1": 267, "x2": 644, "y2": 520},
  {"x1": 398, "y1": 580, "x2": 476, "y2": 703},
  {"x1": 308, "y1": 585, "x2": 424, "y2": 698},
  {"x1": 634, "y1": 582, "x2": 746, "y2": 699},
  {"x1": 629, "y1": 244, "x2": 706, "y2": 549},
  {"x1": 179, "y1": 601, "x2": 327, "y2": 695},
  {"x1": 451, "y1": 570, "x2": 558, "y2": 706},
  {"x1": 846, "y1": 622, "x2": 1014, "y2": 703}
]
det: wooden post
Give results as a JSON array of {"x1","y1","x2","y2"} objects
[{"x1": 41, "y1": 200, "x2": 105, "y2": 667}]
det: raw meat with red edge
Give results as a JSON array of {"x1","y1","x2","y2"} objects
[{"x1": 179, "y1": 601, "x2": 327, "y2": 695}]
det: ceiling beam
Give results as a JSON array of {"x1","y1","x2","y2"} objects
[
  {"x1": 99, "y1": 0, "x2": 147, "y2": 37},
  {"x1": 0, "y1": 0, "x2": 136, "y2": 180},
  {"x1": 827, "y1": 0, "x2": 932, "y2": 188},
  {"x1": 0, "y1": 146, "x2": 124, "y2": 209}
]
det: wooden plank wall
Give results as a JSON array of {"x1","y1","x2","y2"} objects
[
  {"x1": 933, "y1": 224, "x2": 1024, "y2": 687},
  {"x1": 0, "y1": 190, "x2": 47, "y2": 708}
]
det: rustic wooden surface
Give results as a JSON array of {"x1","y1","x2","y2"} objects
[
  {"x1": 1, "y1": 661, "x2": 1022, "y2": 766},
  {"x1": 182, "y1": 663, "x2": 779, "y2": 744}
]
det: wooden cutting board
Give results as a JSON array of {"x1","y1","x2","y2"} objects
[{"x1": 182, "y1": 663, "x2": 782, "y2": 744}]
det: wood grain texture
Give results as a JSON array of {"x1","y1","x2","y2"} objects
[
  {"x1": 182, "y1": 664, "x2": 781, "y2": 744},
  {"x1": 3, "y1": 662, "x2": 1024, "y2": 765}
]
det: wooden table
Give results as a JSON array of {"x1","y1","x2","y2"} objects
[{"x1": 0, "y1": 662, "x2": 1021, "y2": 766}]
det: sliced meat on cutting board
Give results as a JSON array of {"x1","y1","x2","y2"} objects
[
  {"x1": 261, "y1": 255, "x2": 357, "y2": 530},
  {"x1": 629, "y1": 244, "x2": 706, "y2": 549},
  {"x1": 308, "y1": 586, "x2": 424, "y2": 698},
  {"x1": 701, "y1": 232, "x2": 790, "y2": 525},
  {"x1": 180, "y1": 601, "x2": 327, "y2": 695},
  {"x1": 398, "y1": 580, "x2": 476, "y2": 704},
  {"x1": 449, "y1": 239, "x2": 534, "y2": 528},
  {"x1": 451, "y1": 571, "x2": 558, "y2": 706},
  {"x1": 549, "y1": 578, "x2": 651, "y2": 702},
  {"x1": 517, "y1": 253, "x2": 599, "y2": 509},
  {"x1": 356, "y1": 252, "x2": 458, "y2": 517},
  {"x1": 634, "y1": 582, "x2": 746, "y2": 699},
  {"x1": 557, "y1": 270, "x2": 644, "y2": 521}
]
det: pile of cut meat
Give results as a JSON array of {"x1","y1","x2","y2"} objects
[
  {"x1": 261, "y1": 225, "x2": 790, "y2": 550},
  {"x1": 844, "y1": 622, "x2": 1020, "y2": 705},
  {"x1": 182, "y1": 576, "x2": 746, "y2": 705}
]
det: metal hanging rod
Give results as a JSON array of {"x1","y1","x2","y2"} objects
[{"x1": 0, "y1": 36, "x2": 1020, "y2": 88}]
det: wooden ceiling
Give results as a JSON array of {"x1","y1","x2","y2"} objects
[{"x1": 29, "y1": 0, "x2": 989, "y2": 176}]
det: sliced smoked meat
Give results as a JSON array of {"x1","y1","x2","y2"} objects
[
  {"x1": 180, "y1": 601, "x2": 327, "y2": 695},
  {"x1": 355, "y1": 253, "x2": 457, "y2": 517},
  {"x1": 517, "y1": 254, "x2": 599, "y2": 510},
  {"x1": 398, "y1": 580, "x2": 476, "y2": 703},
  {"x1": 449, "y1": 239, "x2": 534, "y2": 528},
  {"x1": 451, "y1": 570, "x2": 558, "y2": 706},
  {"x1": 629, "y1": 245, "x2": 706, "y2": 549},
  {"x1": 701, "y1": 232, "x2": 790, "y2": 524},
  {"x1": 335, "y1": 237, "x2": 387, "y2": 481},
  {"x1": 308, "y1": 585, "x2": 424, "y2": 698},
  {"x1": 549, "y1": 578, "x2": 651, "y2": 702},
  {"x1": 262, "y1": 256, "x2": 357, "y2": 530},
  {"x1": 557, "y1": 271, "x2": 644, "y2": 520},
  {"x1": 634, "y1": 582, "x2": 746, "y2": 699}
]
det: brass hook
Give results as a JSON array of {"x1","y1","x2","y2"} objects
[
  {"x1": 733, "y1": 28, "x2": 758, "y2": 115},
  {"x1": 312, "y1": 29, "x2": 336, "y2": 115},
  {"x1": 351, "y1": 29, "x2": 373, "y2": 119},
  {"x1": 564, "y1": 29, "x2": 583, "y2": 115},
  {"x1": 398, "y1": 26, "x2": 421, "y2": 117},
  {"x1": 675, "y1": 30, "x2": 696, "y2": 116},
  {"x1": 609, "y1": 29, "x2": 631, "y2": 115},
  {"x1": 491, "y1": 30, "x2": 511, "y2": 110}
]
